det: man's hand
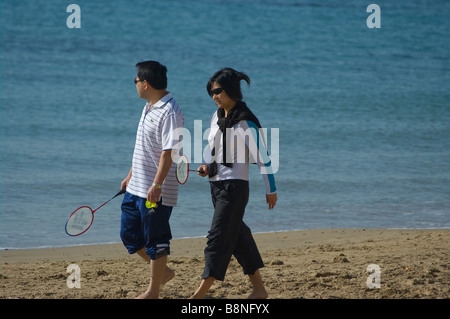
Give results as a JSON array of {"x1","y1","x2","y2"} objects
[
  {"x1": 121, "y1": 167, "x2": 132, "y2": 191},
  {"x1": 147, "y1": 184, "x2": 162, "y2": 204}
]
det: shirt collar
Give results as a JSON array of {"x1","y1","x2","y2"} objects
[{"x1": 150, "y1": 92, "x2": 173, "y2": 109}]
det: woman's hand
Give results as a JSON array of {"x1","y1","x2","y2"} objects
[
  {"x1": 266, "y1": 193, "x2": 277, "y2": 210},
  {"x1": 198, "y1": 164, "x2": 209, "y2": 177}
]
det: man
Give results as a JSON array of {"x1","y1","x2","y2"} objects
[{"x1": 120, "y1": 61, "x2": 184, "y2": 299}]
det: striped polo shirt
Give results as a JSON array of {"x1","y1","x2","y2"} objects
[{"x1": 127, "y1": 93, "x2": 184, "y2": 206}]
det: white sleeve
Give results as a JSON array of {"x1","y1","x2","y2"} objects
[
  {"x1": 239, "y1": 120, "x2": 277, "y2": 194},
  {"x1": 161, "y1": 112, "x2": 184, "y2": 151}
]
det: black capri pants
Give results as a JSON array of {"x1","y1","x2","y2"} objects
[{"x1": 202, "y1": 179, "x2": 264, "y2": 281}]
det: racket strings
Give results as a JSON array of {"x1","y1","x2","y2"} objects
[
  {"x1": 176, "y1": 156, "x2": 189, "y2": 184},
  {"x1": 65, "y1": 207, "x2": 93, "y2": 236}
]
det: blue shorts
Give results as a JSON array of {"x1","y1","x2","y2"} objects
[{"x1": 120, "y1": 192, "x2": 173, "y2": 260}]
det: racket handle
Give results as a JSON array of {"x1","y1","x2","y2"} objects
[
  {"x1": 113, "y1": 188, "x2": 126, "y2": 198},
  {"x1": 198, "y1": 169, "x2": 205, "y2": 174}
]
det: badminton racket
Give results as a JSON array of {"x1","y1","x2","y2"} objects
[
  {"x1": 65, "y1": 188, "x2": 126, "y2": 236},
  {"x1": 176, "y1": 155, "x2": 204, "y2": 184}
]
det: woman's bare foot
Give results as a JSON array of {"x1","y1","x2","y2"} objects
[
  {"x1": 247, "y1": 288, "x2": 268, "y2": 299},
  {"x1": 135, "y1": 291, "x2": 158, "y2": 299},
  {"x1": 247, "y1": 270, "x2": 268, "y2": 299}
]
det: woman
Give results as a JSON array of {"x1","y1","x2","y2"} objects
[{"x1": 190, "y1": 68, "x2": 277, "y2": 299}]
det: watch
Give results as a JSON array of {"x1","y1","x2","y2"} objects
[{"x1": 152, "y1": 182, "x2": 162, "y2": 189}]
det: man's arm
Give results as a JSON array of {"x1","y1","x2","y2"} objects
[{"x1": 147, "y1": 150, "x2": 173, "y2": 203}]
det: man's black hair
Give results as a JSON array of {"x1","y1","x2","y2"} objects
[{"x1": 136, "y1": 60, "x2": 168, "y2": 90}]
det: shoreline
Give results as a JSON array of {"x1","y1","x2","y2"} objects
[
  {"x1": 3, "y1": 227, "x2": 443, "y2": 262},
  {"x1": 1, "y1": 228, "x2": 449, "y2": 299},
  {"x1": 2, "y1": 226, "x2": 448, "y2": 252}
]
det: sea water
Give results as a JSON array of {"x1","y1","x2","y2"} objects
[{"x1": 1, "y1": 0, "x2": 449, "y2": 249}]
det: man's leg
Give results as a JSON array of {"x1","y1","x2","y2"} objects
[
  {"x1": 136, "y1": 248, "x2": 175, "y2": 285},
  {"x1": 137, "y1": 200, "x2": 173, "y2": 299},
  {"x1": 135, "y1": 254, "x2": 168, "y2": 299}
]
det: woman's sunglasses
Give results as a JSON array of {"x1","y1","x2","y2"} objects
[{"x1": 209, "y1": 87, "x2": 224, "y2": 96}]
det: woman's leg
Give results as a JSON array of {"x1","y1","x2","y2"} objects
[
  {"x1": 233, "y1": 223, "x2": 267, "y2": 299},
  {"x1": 247, "y1": 270, "x2": 268, "y2": 299},
  {"x1": 191, "y1": 181, "x2": 248, "y2": 298},
  {"x1": 189, "y1": 277, "x2": 215, "y2": 299},
  {"x1": 201, "y1": 181, "x2": 249, "y2": 281}
]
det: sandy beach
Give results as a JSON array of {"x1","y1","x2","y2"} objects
[{"x1": 0, "y1": 229, "x2": 448, "y2": 299}]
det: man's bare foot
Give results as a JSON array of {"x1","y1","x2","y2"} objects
[
  {"x1": 162, "y1": 267, "x2": 175, "y2": 285},
  {"x1": 134, "y1": 268, "x2": 175, "y2": 299}
]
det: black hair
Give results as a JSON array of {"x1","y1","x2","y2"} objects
[
  {"x1": 207, "y1": 68, "x2": 250, "y2": 101},
  {"x1": 135, "y1": 60, "x2": 167, "y2": 90}
]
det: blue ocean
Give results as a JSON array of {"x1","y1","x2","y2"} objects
[{"x1": 1, "y1": 0, "x2": 449, "y2": 250}]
